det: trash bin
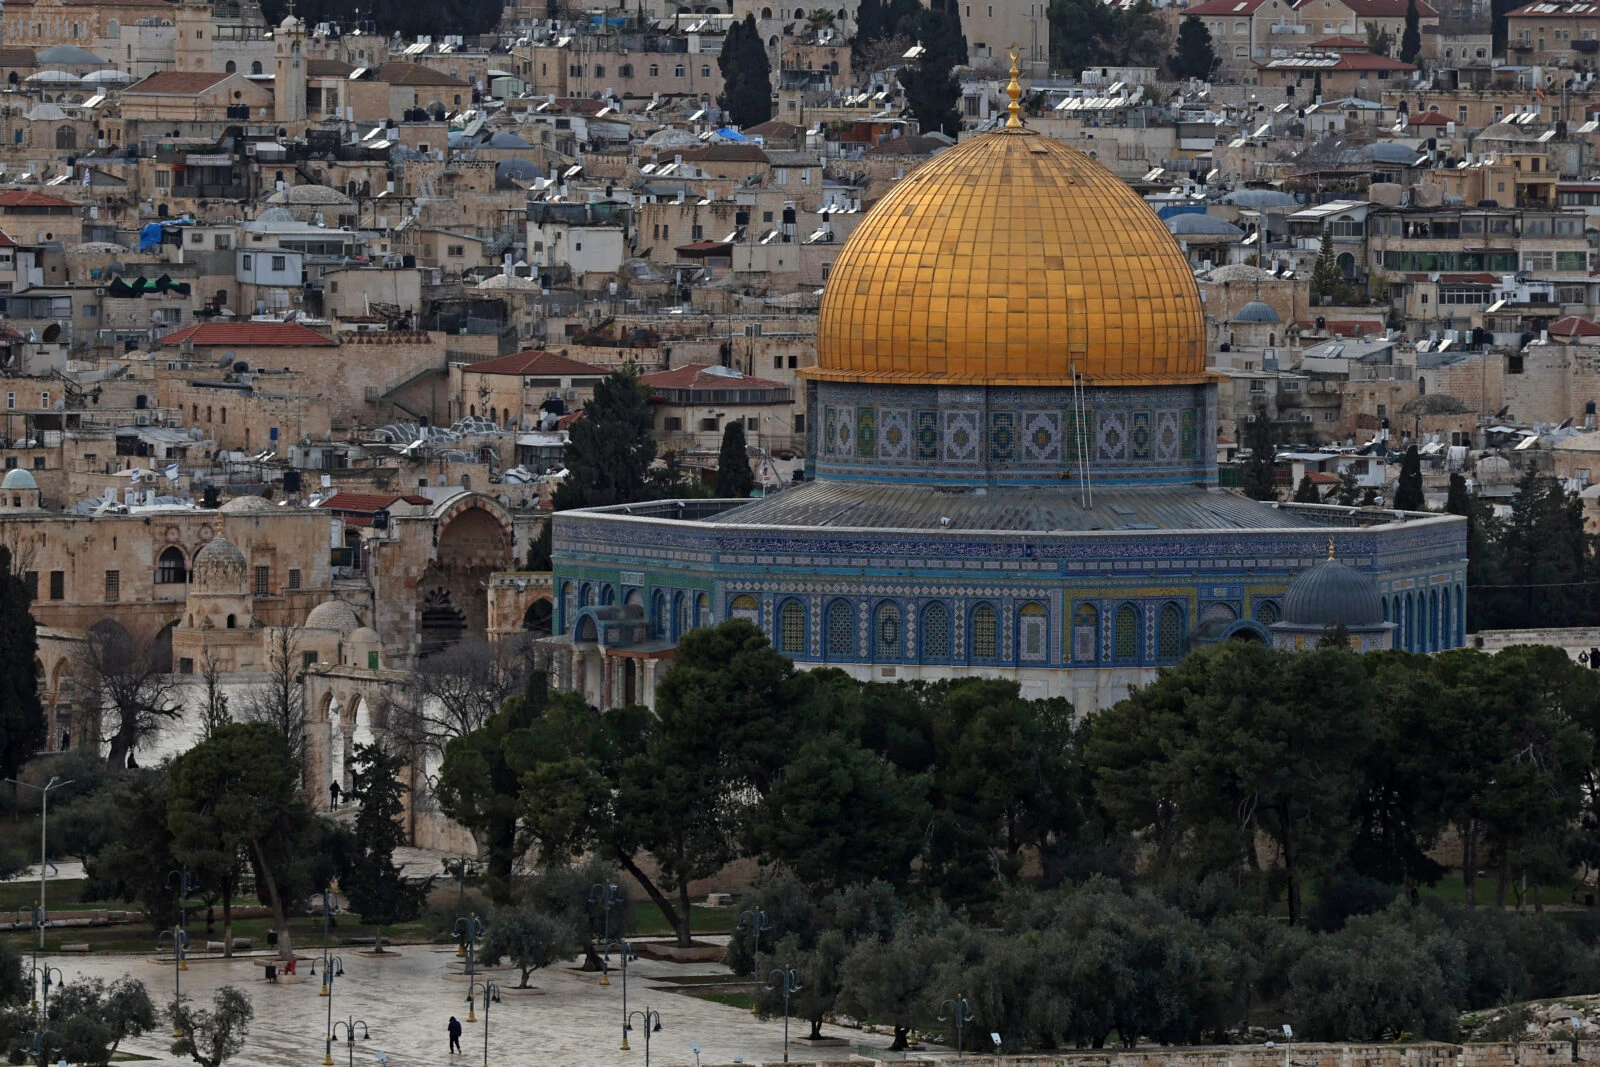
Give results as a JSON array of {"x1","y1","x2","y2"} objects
[
  {"x1": 264, "y1": 965, "x2": 276, "y2": 983},
  {"x1": 266, "y1": 929, "x2": 278, "y2": 947}
]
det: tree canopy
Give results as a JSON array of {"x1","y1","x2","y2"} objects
[{"x1": 717, "y1": 14, "x2": 773, "y2": 128}]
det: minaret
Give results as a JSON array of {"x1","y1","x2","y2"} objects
[
  {"x1": 274, "y1": 9, "x2": 306, "y2": 123},
  {"x1": 174, "y1": 0, "x2": 215, "y2": 71}
]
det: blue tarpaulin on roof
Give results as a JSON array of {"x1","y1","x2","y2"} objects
[
  {"x1": 138, "y1": 222, "x2": 164, "y2": 252},
  {"x1": 714, "y1": 126, "x2": 749, "y2": 141}
]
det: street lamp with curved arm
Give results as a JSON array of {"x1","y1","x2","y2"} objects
[
  {"x1": 467, "y1": 980, "x2": 501, "y2": 1067},
  {"x1": 25, "y1": 964, "x2": 60, "y2": 1031},
  {"x1": 330, "y1": 1017, "x2": 369, "y2": 1067},
  {"x1": 766, "y1": 966, "x2": 804, "y2": 1064},
  {"x1": 602, "y1": 939, "x2": 635, "y2": 1049},
  {"x1": 312, "y1": 890, "x2": 340, "y2": 995},
  {"x1": 736, "y1": 907, "x2": 770, "y2": 1013},
  {"x1": 937, "y1": 995, "x2": 975, "y2": 1058},
  {"x1": 453, "y1": 913, "x2": 485, "y2": 975},
  {"x1": 155, "y1": 929, "x2": 188, "y2": 1036},
  {"x1": 165, "y1": 868, "x2": 199, "y2": 971},
  {"x1": 6, "y1": 775, "x2": 72, "y2": 958},
  {"x1": 24, "y1": 1027, "x2": 58, "y2": 1067},
  {"x1": 626, "y1": 1008, "x2": 663, "y2": 1067},
  {"x1": 317, "y1": 955, "x2": 345, "y2": 1065},
  {"x1": 589, "y1": 883, "x2": 621, "y2": 983}
]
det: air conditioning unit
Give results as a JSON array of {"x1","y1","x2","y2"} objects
[
  {"x1": 1302, "y1": 412, "x2": 1314, "y2": 422},
  {"x1": 135, "y1": 413, "x2": 151, "y2": 426},
  {"x1": 95, "y1": 287, "x2": 106, "y2": 296}
]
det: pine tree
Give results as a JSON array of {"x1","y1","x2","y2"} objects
[
  {"x1": 1312, "y1": 223, "x2": 1348, "y2": 306},
  {"x1": 1394, "y1": 445, "x2": 1425, "y2": 510},
  {"x1": 1336, "y1": 467, "x2": 1361, "y2": 506},
  {"x1": 1446, "y1": 472, "x2": 1470, "y2": 516},
  {"x1": 1171, "y1": 15, "x2": 1216, "y2": 79},
  {"x1": 718, "y1": 14, "x2": 773, "y2": 128},
  {"x1": 553, "y1": 366, "x2": 658, "y2": 511},
  {"x1": 1312, "y1": 68, "x2": 1324, "y2": 101},
  {"x1": 714, "y1": 422, "x2": 757, "y2": 498},
  {"x1": 0, "y1": 547, "x2": 44, "y2": 781},
  {"x1": 342, "y1": 743, "x2": 430, "y2": 952},
  {"x1": 1294, "y1": 474, "x2": 1322, "y2": 504},
  {"x1": 1241, "y1": 414, "x2": 1279, "y2": 502},
  {"x1": 1400, "y1": 0, "x2": 1422, "y2": 63},
  {"x1": 900, "y1": 0, "x2": 965, "y2": 136}
]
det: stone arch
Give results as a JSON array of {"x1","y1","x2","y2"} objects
[
  {"x1": 920, "y1": 601, "x2": 952, "y2": 663},
  {"x1": 777, "y1": 597, "x2": 805, "y2": 655},
  {"x1": 823, "y1": 597, "x2": 854, "y2": 661},
  {"x1": 872, "y1": 599, "x2": 903, "y2": 659},
  {"x1": 156, "y1": 544, "x2": 188, "y2": 585},
  {"x1": 418, "y1": 495, "x2": 514, "y2": 656},
  {"x1": 969, "y1": 602, "x2": 999, "y2": 663},
  {"x1": 522, "y1": 599, "x2": 552, "y2": 637}
]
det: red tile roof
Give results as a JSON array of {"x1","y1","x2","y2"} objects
[
  {"x1": 1322, "y1": 0, "x2": 1437, "y2": 16},
  {"x1": 641, "y1": 363, "x2": 785, "y2": 391},
  {"x1": 675, "y1": 240, "x2": 733, "y2": 254},
  {"x1": 1550, "y1": 316, "x2": 1600, "y2": 338},
  {"x1": 1409, "y1": 110, "x2": 1451, "y2": 124},
  {"x1": 1296, "y1": 318, "x2": 1386, "y2": 335},
  {"x1": 1186, "y1": 0, "x2": 1269, "y2": 14},
  {"x1": 463, "y1": 349, "x2": 606, "y2": 376},
  {"x1": 677, "y1": 144, "x2": 771, "y2": 164},
  {"x1": 319, "y1": 491, "x2": 432, "y2": 514},
  {"x1": 1311, "y1": 34, "x2": 1373, "y2": 47},
  {"x1": 0, "y1": 190, "x2": 76, "y2": 209},
  {"x1": 123, "y1": 70, "x2": 233, "y2": 95},
  {"x1": 159, "y1": 322, "x2": 337, "y2": 347},
  {"x1": 0, "y1": 229, "x2": 22, "y2": 247},
  {"x1": 374, "y1": 62, "x2": 470, "y2": 87},
  {"x1": 556, "y1": 411, "x2": 584, "y2": 430}
]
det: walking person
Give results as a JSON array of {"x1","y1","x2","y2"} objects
[
  {"x1": 448, "y1": 1016, "x2": 462, "y2": 1054},
  {"x1": 329, "y1": 780, "x2": 341, "y2": 809}
]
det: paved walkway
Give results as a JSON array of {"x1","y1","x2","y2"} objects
[{"x1": 54, "y1": 944, "x2": 907, "y2": 1067}]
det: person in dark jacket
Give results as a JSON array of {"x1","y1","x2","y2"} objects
[{"x1": 448, "y1": 1016, "x2": 463, "y2": 1053}]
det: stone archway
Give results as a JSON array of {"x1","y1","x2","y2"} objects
[{"x1": 416, "y1": 499, "x2": 513, "y2": 657}]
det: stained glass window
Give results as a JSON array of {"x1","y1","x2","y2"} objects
[
  {"x1": 1157, "y1": 603, "x2": 1183, "y2": 661},
  {"x1": 922, "y1": 603, "x2": 951, "y2": 661},
  {"x1": 780, "y1": 600, "x2": 805, "y2": 654},
  {"x1": 826, "y1": 599, "x2": 855, "y2": 659},
  {"x1": 1114, "y1": 603, "x2": 1139, "y2": 661},
  {"x1": 972, "y1": 604, "x2": 997, "y2": 660},
  {"x1": 876, "y1": 602, "x2": 902, "y2": 657}
]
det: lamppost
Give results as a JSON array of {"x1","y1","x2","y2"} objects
[
  {"x1": 589, "y1": 882, "x2": 621, "y2": 984},
  {"x1": 625, "y1": 1008, "x2": 662, "y2": 1067},
  {"x1": 329, "y1": 1016, "x2": 369, "y2": 1067},
  {"x1": 155, "y1": 928, "x2": 188, "y2": 1036},
  {"x1": 23, "y1": 1027, "x2": 57, "y2": 1067},
  {"x1": 736, "y1": 908, "x2": 769, "y2": 1014},
  {"x1": 318, "y1": 955, "x2": 344, "y2": 1066},
  {"x1": 453, "y1": 913, "x2": 485, "y2": 981},
  {"x1": 444, "y1": 856, "x2": 476, "y2": 907},
  {"x1": 165, "y1": 868, "x2": 199, "y2": 968},
  {"x1": 938, "y1": 995, "x2": 974, "y2": 1058},
  {"x1": 6, "y1": 775, "x2": 73, "y2": 957},
  {"x1": 766, "y1": 966, "x2": 803, "y2": 1064},
  {"x1": 467, "y1": 980, "x2": 500, "y2": 1067},
  {"x1": 312, "y1": 889, "x2": 339, "y2": 996},
  {"x1": 18, "y1": 907, "x2": 42, "y2": 1012},
  {"x1": 24, "y1": 964, "x2": 60, "y2": 1029},
  {"x1": 602, "y1": 939, "x2": 635, "y2": 1049}
]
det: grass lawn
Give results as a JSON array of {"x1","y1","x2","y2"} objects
[
  {"x1": 0, "y1": 910, "x2": 435, "y2": 956},
  {"x1": 1417, "y1": 872, "x2": 1583, "y2": 906},
  {"x1": 694, "y1": 991, "x2": 754, "y2": 1010},
  {"x1": 626, "y1": 903, "x2": 737, "y2": 938}
]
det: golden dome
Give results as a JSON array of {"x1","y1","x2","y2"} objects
[{"x1": 813, "y1": 130, "x2": 1208, "y2": 387}]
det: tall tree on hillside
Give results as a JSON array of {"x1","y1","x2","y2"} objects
[
  {"x1": 718, "y1": 14, "x2": 773, "y2": 128},
  {"x1": 1171, "y1": 15, "x2": 1217, "y2": 79},
  {"x1": 553, "y1": 366, "x2": 658, "y2": 511},
  {"x1": 899, "y1": 0, "x2": 965, "y2": 136},
  {"x1": 1241, "y1": 413, "x2": 1279, "y2": 501},
  {"x1": 1394, "y1": 445, "x2": 1424, "y2": 510},
  {"x1": 1311, "y1": 223, "x2": 1349, "y2": 305},
  {"x1": 240, "y1": 627, "x2": 307, "y2": 772},
  {"x1": 0, "y1": 546, "x2": 44, "y2": 780},
  {"x1": 714, "y1": 421, "x2": 757, "y2": 498},
  {"x1": 1294, "y1": 474, "x2": 1322, "y2": 504},
  {"x1": 1400, "y1": 0, "x2": 1422, "y2": 63},
  {"x1": 342, "y1": 742, "x2": 430, "y2": 952},
  {"x1": 1365, "y1": 20, "x2": 1396, "y2": 55}
]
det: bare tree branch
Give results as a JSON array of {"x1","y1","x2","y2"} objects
[
  {"x1": 385, "y1": 637, "x2": 530, "y2": 756},
  {"x1": 240, "y1": 627, "x2": 308, "y2": 773},
  {"x1": 76, "y1": 624, "x2": 182, "y2": 768}
]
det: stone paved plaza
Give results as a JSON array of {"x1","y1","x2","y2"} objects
[{"x1": 53, "y1": 942, "x2": 906, "y2": 1067}]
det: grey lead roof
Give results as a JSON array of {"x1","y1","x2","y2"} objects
[{"x1": 706, "y1": 481, "x2": 1331, "y2": 533}]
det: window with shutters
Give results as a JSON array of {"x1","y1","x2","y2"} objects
[{"x1": 253, "y1": 565, "x2": 269, "y2": 595}]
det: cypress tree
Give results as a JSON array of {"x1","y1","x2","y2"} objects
[
  {"x1": 1241, "y1": 414, "x2": 1279, "y2": 502},
  {"x1": 1394, "y1": 445, "x2": 1425, "y2": 511},
  {"x1": 900, "y1": 0, "x2": 965, "y2": 136},
  {"x1": 714, "y1": 422, "x2": 757, "y2": 498},
  {"x1": 1445, "y1": 472, "x2": 1470, "y2": 516},
  {"x1": 1171, "y1": 15, "x2": 1216, "y2": 79},
  {"x1": 1400, "y1": 0, "x2": 1422, "y2": 63},
  {"x1": 1294, "y1": 474, "x2": 1322, "y2": 504},
  {"x1": 0, "y1": 547, "x2": 43, "y2": 780},
  {"x1": 718, "y1": 14, "x2": 773, "y2": 128},
  {"x1": 553, "y1": 366, "x2": 658, "y2": 511}
]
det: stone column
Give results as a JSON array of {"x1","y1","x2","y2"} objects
[{"x1": 642, "y1": 658, "x2": 658, "y2": 711}]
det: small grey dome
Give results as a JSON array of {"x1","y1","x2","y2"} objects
[
  {"x1": 36, "y1": 44, "x2": 107, "y2": 65},
  {"x1": 1164, "y1": 213, "x2": 1245, "y2": 238},
  {"x1": 194, "y1": 534, "x2": 245, "y2": 567},
  {"x1": 1282, "y1": 557, "x2": 1384, "y2": 628},
  {"x1": 1, "y1": 469, "x2": 37, "y2": 490},
  {"x1": 305, "y1": 599, "x2": 361, "y2": 635},
  {"x1": 1234, "y1": 300, "x2": 1282, "y2": 324}
]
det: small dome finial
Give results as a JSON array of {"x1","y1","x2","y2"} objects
[
  {"x1": 1328, "y1": 535, "x2": 1336, "y2": 560},
  {"x1": 1006, "y1": 44, "x2": 1022, "y2": 129}
]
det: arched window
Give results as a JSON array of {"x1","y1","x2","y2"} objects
[
  {"x1": 1404, "y1": 592, "x2": 1415, "y2": 651},
  {"x1": 920, "y1": 602, "x2": 951, "y2": 662},
  {"x1": 1114, "y1": 603, "x2": 1140, "y2": 661},
  {"x1": 156, "y1": 546, "x2": 187, "y2": 585},
  {"x1": 1440, "y1": 586, "x2": 1451, "y2": 649},
  {"x1": 1428, "y1": 588, "x2": 1439, "y2": 651},
  {"x1": 1456, "y1": 583, "x2": 1465, "y2": 645},
  {"x1": 1071, "y1": 604, "x2": 1098, "y2": 662},
  {"x1": 1018, "y1": 602, "x2": 1047, "y2": 662},
  {"x1": 225, "y1": 60, "x2": 236, "y2": 72},
  {"x1": 653, "y1": 591, "x2": 669, "y2": 637},
  {"x1": 874, "y1": 602, "x2": 902, "y2": 659},
  {"x1": 779, "y1": 599, "x2": 805, "y2": 654},
  {"x1": 619, "y1": 63, "x2": 633, "y2": 77},
  {"x1": 673, "y1": 592, "x2": 687, "y2": 640},
  {"x1": 971, "y1": 604, "x2": 998, "y2": 662},
  {"x1": 600, "y1": 584, "x2": 617, "y2": 606},
  {"x1": 1255, "y1": 600, "x2": 1279, "y2": 626},
  {"x1": 580, "y1": 582, "x2": 595, "y2": 607},
  {"x1": 55, "y1": 127, "x2": 75, "y2": 150},
  {"x1": 1418, "y1": 375, "x2": 1426, "y2": 395},
  {"x1": 560, "y1": 581, "x2": 574, "y2": 633},
  {"x1": 1157, "y1": 603, "x2": 1184, "y2": 661},
  {"x1": 761, "y1": 5, "x2": 771, "y2": 14},
  {"x1": 729, "y1": 594, "x2": 759, "y2": 622},
  {"x1": 226, "y1": 614, "x2": 237, "y2": 629},
  {"x1": 252, "y1": 60, "x2": 263, "y2": 74},
  {"x1": 825, "y1": 599, "x2": 855, "y2": 660},
  {"x1": 696, "y1": 593, "x2": 710, "y2": 627}
]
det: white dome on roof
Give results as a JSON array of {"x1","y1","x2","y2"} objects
[
  {"x1": 1, "y1": 469, "x2": 37, "y2": 490},
  {"x1": 279, "y1": 13, "x2": 301, "y2": 30},
  {"x1": 304, "y1": 599, "x2": 361, "y2": 635},
  {"x1": 220, "y1": 494, "x2": 276, "y2": 513}
]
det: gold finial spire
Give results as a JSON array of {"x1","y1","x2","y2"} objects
[
  {"x1": 1006, "y1": 44, "x2": 1023, "y2": 129},
  {"x1": 1328, "y1": 536, "x2": 1336, "y2": 560}
]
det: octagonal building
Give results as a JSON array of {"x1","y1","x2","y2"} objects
[{"x1": 544, "y1": 114, "x2": 1467, "y2": 712}]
